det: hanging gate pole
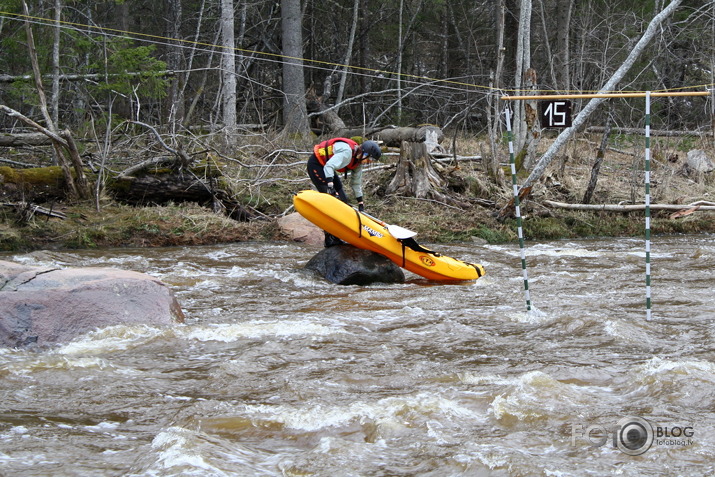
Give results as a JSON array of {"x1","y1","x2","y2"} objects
[{"x1": 504, "y1": 107, "x2": 532, "y2": 311}]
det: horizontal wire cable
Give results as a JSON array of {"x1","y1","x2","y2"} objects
[{"x1": 2, "y1": 10, "x2": 713, "y2": 98}]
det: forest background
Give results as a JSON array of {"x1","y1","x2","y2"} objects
[{"x1": 0, "y1": 0, "x2": 714, "y2": 251}]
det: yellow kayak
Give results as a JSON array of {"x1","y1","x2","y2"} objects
[{"x1": 293, "y1": 190, "x2": 485, "y2": 281}]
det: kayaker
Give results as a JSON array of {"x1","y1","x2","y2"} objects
[
  {"x1": 307, "y1": 138, "x2": 382, "y2": 247},
  {"x1": 307, "y1": 138, "x2": 382, "y2": 212}
]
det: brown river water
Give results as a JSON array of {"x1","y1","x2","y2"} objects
[{"x1": 1, "y1": 235, "x2": 714, "y2": 476}]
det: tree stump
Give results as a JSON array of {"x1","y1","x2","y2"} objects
[
  {"x1": 386, "y1": 141, "x2": 445, "y2": 198},
  {"x1": 384, "y1": 141, "x2": 468, "y2": 207}
]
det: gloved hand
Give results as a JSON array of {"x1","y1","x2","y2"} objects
[
  {"x1": 326, "y1": 181, "x2": 336, "y2": 196},
  {"x1": 358, "y1": 203, "x2": 365, "y2": 212}
]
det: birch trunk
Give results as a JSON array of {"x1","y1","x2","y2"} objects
[
  {"x1": 220, "y1": 0, "x2": 237, "y2": 132},
  {"x1": 512, "y1": 0, "x2": 532, "y2": 151},
  {"x1": 487, "y1": 0, "x2": 506, "y2": 183},
  {"x1": 51, "y1": 0, "x2": 61, "y2": 128},
  {"x1": 522, "y1": 0, "x2": 684, "y2": 190}
]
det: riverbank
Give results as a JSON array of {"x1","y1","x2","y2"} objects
[
  {"x1": 2, "y1": 193, "x2": 714, "y2": 253},
  {"x1": 2, "y1": 133, "x2": 714, "y2": 252}
]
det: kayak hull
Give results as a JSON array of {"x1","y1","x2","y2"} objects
[{"x1": 293, "y1": 190, "x2": 485, "y2": 281}]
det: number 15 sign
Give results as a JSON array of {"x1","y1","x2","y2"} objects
[{"x1": 539, "y1": 100, "x2": 572, "y2": 128}]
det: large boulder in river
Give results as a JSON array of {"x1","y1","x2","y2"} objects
[
  {"x1": 305, "y1": 244, "x2": 404, "y2": 285},
  {"x1": 0, "y1": 260, "x2": 185, "y2": 349}
]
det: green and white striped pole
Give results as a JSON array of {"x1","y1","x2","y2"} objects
[
  {"x1": 644, "y1": 92, "x2": 652, "y2": 321},
  {"x1": 504, "y1": 107, "x2": 532, "y2": 311}
]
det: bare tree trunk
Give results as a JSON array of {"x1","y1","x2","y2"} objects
[
  {"x1": 280, "y1": 0, "x2": 309, "y2": 135},
  {"x1": 582, "y1": 104, "x2": 612, "y2": 204},
  {"x1": 556, "y1": 0, "x2": 573, "y2": 90},
  {"x1": 184, "y1": 27, "x2": 219, "y2": 128},
  {"x1": 22, "y1": 1, "x2": 80, "y2": 199},
  {"x1": 180, "y1": 0, "x2": 207, "y2": 127},
  {"x1": 51, "y1": 0, "x2": 61, "y2": 128},
  {"x1": 165, "y1": 0, "x2": 184, "y2": 131},
  {"x1": 512, "y1": 0, "x2": 532, "y2": 151},
  {"x1": 522, "y1": 68, "x2": 540, "y2": 171},
  {"x1": 220, "y1": 0, "x2": 237, "y2": 133},
  {"x1": 522, "y1": 0, "x2": 684, "y2": 190},
  {"x1": 396, "y1": 0, "x2": 404, "y2": 120},
  {"x1": 358, "y1": 0, "x2": 370, "y2": 93},
  {"x1": 23, "y1": 1, "x2": 55, "y2": 134},
  {"x1": 336, "y1": 0, "x2": 359, "y2": 113},
  {"x1": 488, "y1": 0, "x2": 506, "y2": 184},
  {"x1": 536, "y1": 0, "x2": 556, "y2": 88},
  {"x1": 712, "y1": 0, "x2": 715, "y2": 137}
]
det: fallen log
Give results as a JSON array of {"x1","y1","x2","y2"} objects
[
  {"x1": 0, "y1": 105, "x2": 90, "y2": 199},
  {"x1": 2, "y1": 202, "x2": 67, "y2": 222},
  {"x1": 0, "y1": 165, "x2": 68, "y2": 201},
  {"x1": 586, "y1": 126, "x2": 708, "y2": 137},
  {"x1": 370, "y1": 125, "x2": 445, "y2": 150},
  {"x1": 108, "y1": 168, "x2": 259, "y2": 221},
  {"x1": 544, "y1": 200, "x2": 715, "y2": 212},
  {"x1": 110, "y1": 172, "x2": 215, "y2": 205},
  {"x1": 0, "y1": 132, "x2": 54, "y2": 147}
]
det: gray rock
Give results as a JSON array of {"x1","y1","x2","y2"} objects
[
  {"x1": 0, "y1": 260, "x2": 185, "y2": 349},
  {"x1": 686, "y1": 149, "x2": 714, "y2": 174},
  {"x1": 305, "y1": 245, "x2": 405, "y2": 285}
]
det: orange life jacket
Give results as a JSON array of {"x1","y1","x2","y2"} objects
[{"x1": 313, "y1": 138, "x2": 362, "y2": 172}]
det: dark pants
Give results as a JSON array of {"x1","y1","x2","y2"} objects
[
  {"x1": 306, "y1": 154, "x2": 348, "y2": 247},
  {"x1": 307, "y1": 155, "x2": 349, "y2": 202}
]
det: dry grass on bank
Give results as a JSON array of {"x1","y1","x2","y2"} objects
[{"x1": 1, "y1": 130, "x2": 715, "y2": 252}]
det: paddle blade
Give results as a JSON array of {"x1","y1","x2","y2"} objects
[{"x1": 387, "y1": 224, "x2": 417, "y2": 239}]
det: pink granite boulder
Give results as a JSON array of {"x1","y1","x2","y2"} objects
[{"x1": 0, "y1": 260, "x2": 185, "y2": 348}]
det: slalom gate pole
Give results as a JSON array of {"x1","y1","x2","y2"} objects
[
  {"x1": 500, "y1": 89, "x2": 709, "y2": 321},
  {"x1": 504, "y1": 107, "x2": 532, "y2": 311},
  {"x1": 644, "y1": 92, "x2": 652, "y2": 321}
]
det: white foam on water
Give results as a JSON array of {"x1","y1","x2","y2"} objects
[
  {"x1": 216, "y1": 264, "x2": 328, "y2": 291},
  {"x1": 1, "y1": 353, "x2": 118, "y2": 376},
  {"x1": 191, "y1": 279, "x2": 222, "y2": 289},
  {"x1": 168, "y1": 265, "x2": 218, "y2": 279},
  {"x1": 635, "y1": 356, "x2": 715, "y2": 379},
  {"x1": 505, "y1": 304, "x2": 553, "y2": 325},
  {"x1": 489, "y1": 370, "x2": 607, "y2": 421},
  {"x1": 204, "y1": 250, "x2": 238, "y2": 261},
  {"x1": 528, "y1": 243, "x2": 605, "y2": 258},
  {"x1": 57, "y1": 325, "x2": 168, "y2": 355},
  {"x1": 457, "y1": 373, "x2": 522, "y2": 387},
  {"x1": 238, "y1": 393, "x2": 483, "y2": 433},
  {"x1": 84, "y1": 421, "x2": 121, "y2": 432},
  {"x1": 177, "y1": 320, "x2": 344, "y2": 342},
  {"x1": 603, "y1": 319, "x2": 654, "y2": 346},
  {"x1": 150, "y1": 426, "x2": 230, "y2": 476}
]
